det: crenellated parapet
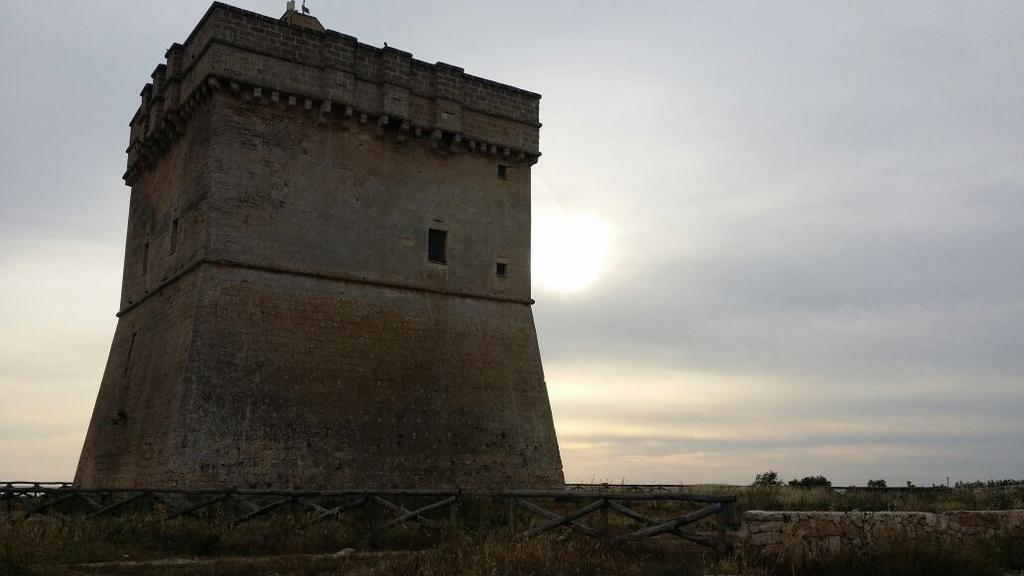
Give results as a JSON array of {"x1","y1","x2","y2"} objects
[{"x1": 125, "y1": 2, "x2": 542, "y2": 184}]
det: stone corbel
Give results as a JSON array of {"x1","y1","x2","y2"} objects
[{"x1": 318, "y1": 100, "x2": 332, "y2": 125}]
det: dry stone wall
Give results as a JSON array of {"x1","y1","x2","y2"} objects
[{"x1": 738, "y1": 510, "x2": 1024, "y2": 556}]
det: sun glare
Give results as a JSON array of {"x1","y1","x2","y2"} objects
[{"x1": 532, "y1": 212, "x2": 611, "y2": 294}]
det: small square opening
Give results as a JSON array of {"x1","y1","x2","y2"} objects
[
  {"x1": 496, "y1": 262, "x2": 508, "y2": 277},
  {"x1": 497, "y1": 164, "x2": 508, "y2": 180},
  {"x1": 428, "y1": 229, "x2": 447, "y2": 264}
]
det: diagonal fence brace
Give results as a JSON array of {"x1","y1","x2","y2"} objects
[
  {"x1": 88, "y1": 492, "x2": 151, "y2": 519},
  {"x1": 306, "y1": 496, "x2": 367, "y2": 525},
  {"x1": 515, "y1": 498, "x2": 600, "y2": 537},
  {"x1": 611, "y1": 502, "x2": 722, "y2": 544},
  {"x1": 76, "y1": 493, "x2": 105, "y2": 511},
  {"x1": 383, "y1": 495, "x2": 457, "y2": 528},
  {"x1": 524, "y1": 498, "x2": 607, "y2": 537},
  {"x1": 234, "y1": 496, "x2": 295, "y2": 525},
  {"x1": 230, "y1": 494, "x2": 264, "y2": 514},
  {"x1": 21, "y1": 492, "x2": 77, "y2": 520},
  {"x1": 605, "y1": 499, "x2": 717, "y2": 547},
  {"x1": 372, "y1": 495, "x2": 438, "y2": 528},
  {"x1": 164, "y1": 493, "x2": 231, "y2": 520}
]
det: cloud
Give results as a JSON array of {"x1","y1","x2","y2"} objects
[
  {"x1": 544, "y1": 361, "x2": 1024, "y2": 483},
  {"x1": 2, "y1": 0, "x2": 1023, "y2": 485},
  {"x1": 0, "y1": 237, "x2": 119, "y2": 479}
]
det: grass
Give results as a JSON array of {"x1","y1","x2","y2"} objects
[
  {"x1": 0, "y1": 516, "x2": 709, "y2": 576},
  {"x1": 748, "y1": 485, "x2": 1024, "y2": 511},
  {"x1": 759, "y1": 531, "x2": 1024, "y2": 576},
  {"x1": 2, "y1": 486, "x2": 1022, "y2": 575},
  {"x1": 3, "y1": 514, "x2": 1023, "y2": 576},
  {"x1": 3, "y1": 519, "x2": 1022, "y2": 576}
]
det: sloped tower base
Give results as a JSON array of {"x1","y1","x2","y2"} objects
[{"x1": 77, "y1": 264, "x2": 563, "y2": 489}]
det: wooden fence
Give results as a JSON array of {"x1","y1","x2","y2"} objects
[{"x1": 1, "y1": 482, "x2": 739, "y2": 549}]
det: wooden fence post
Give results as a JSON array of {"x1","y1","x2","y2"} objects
[
  {"x1": 449, "y1": 494, "x2": 459, "y2": 525},
  {"x1": 720, "y1": 501, "x2": 740, "y2": 528},
  {"x1": 600, "y1": 500, "x2": 609, "y2": 540},
  {"x1": 3, "y1": 486, "x2": 12, "y2": 522},
  {"x1": 366, "y1": 495, "x2": 377, "y2": 533},
  {"x1": 716, "y1": 500, "x2": 739, "y2": 552}
]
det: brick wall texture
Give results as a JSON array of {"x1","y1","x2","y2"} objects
[{"x1": 75, "y1": 2, "x2": 564, "y2": 489}]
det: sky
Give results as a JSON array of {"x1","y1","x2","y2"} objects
[{"x1": 1, "y1": 0, "x2": 1022, "y2": 486}]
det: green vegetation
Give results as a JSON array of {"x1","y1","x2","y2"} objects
[
  {"x1": 732, "y1": 472, "x2": 1023, "y2": 511},
  {"x1": 753, "y1": 470, "x2": 782, "y2": 487},
  {"x1": 753, "y1": 471, "x2": 834, "y2": 489},
  {"x1": 957, "y1": 478, "x2": 1024, "y2": 488},
  {"x1": 1, "y1": 514, "x2": 1022, "y2": 576},
  {"x1": 0, "y1": 515, "x2": 689, "y2": 576},
  {"x1": 761, "y1": 532, "x2": 1024, "y2": 576},
  {"x1": 786, "y1": 475, "x2": 832, "y2": 488},
  {"x1": 721, "y1": 484, "x2": 1023, "y2": 512},
  {"x1": 737, "y1": 481, "x2": 1024, "y2": 508}
]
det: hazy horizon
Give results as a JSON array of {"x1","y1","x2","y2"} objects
[{"x1": 1, "y1": 0, "x2": 1022, "y2": 486}]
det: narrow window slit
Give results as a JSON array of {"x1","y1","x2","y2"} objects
[
  {"x1": 169, "y1": 218, "x2": 179, "y2": 254},
  {"x1": 141, "y1": 242, "x2": 149, "y2": 276},
  {"x1": 124, "y1": 332, "x2": 137, "y2": 376}
]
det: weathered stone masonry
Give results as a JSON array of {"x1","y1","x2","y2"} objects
[
  {"x1": 76, "y1": 2, "x2": 564, "y2": 490},
  {"x1": 738, "y1": 510, "x2": 1024, "y2": 556}
]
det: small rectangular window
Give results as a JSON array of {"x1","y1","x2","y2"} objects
[
  {"x1": 428, "y1": 229, "x2": 447, "y2": 264},
  {"x1": 169, "y1": 218, "x2": 179, "y2": 254},
  {"x1": 496, "y1": 262, "x2": 508, "y2": 277},
  {"x1": 497, "y1": 164, "x2": 508, "y2": 180},
  {"x1": 124, "y1": 331, "x2": 137, "y2": 376},
  {"x1": 141, "y1": 242, "x2": 149, "y2": 276}
]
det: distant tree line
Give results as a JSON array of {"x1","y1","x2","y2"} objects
[
  {"x1": 954, "y1": 479, "x2": 1024, "y2": 488},
  {"x1": 751, "y1": 471, "x2": 1023, "y2": 489},
  {"x1": 753, "y1": 471, "x2": 832, "y2": 488}
]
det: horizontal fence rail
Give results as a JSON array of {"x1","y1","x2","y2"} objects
[{"x1": 1, "y1": 483, "x2": 739, "y2": 550}]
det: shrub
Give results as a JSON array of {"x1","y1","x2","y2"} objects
[
  {"x1": 754, "y1": 471, "x2": 782, "y2": 487},
  {"x1": 787, "y1": 476, "x2": 831, "y2": 488}
]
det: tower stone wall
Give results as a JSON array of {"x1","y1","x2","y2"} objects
[{"x1": 76, "y1": 2, "x2": 564, "y2": 489}]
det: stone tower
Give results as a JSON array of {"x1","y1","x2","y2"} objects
[{"x1": 75, "y1": 2, "x2": 564, "y2": 489}]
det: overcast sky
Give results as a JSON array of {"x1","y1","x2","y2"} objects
[{"x1": 1, "y1": 0, "x2": 1022, "y2": 486}]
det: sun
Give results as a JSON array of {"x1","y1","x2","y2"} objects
[{"x1": 532, "y1": 212, "x2": 612, "y2": 294}]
